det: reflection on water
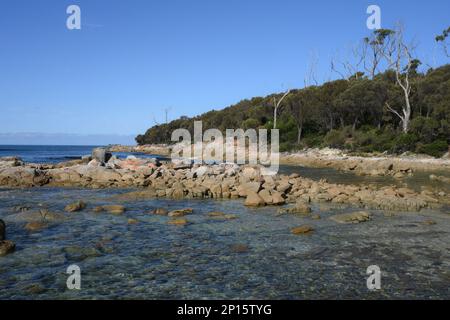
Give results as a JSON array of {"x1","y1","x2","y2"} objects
[{"x1": 0, "y1": 187, "x2": 449, "y2": 299}]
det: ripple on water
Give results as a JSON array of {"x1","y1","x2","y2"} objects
[{"x1": 0, "y1": 187, "x2": 449, "y2": 299}]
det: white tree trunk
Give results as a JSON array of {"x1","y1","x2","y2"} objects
[
  {"x1": 272, "y1": 90, "x2": 291, "y2": 129},
  {"x1": 383, "y1": 25, "x2": 414, "y2": 133}
]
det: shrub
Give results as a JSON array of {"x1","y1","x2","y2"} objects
[
  {"x1": 410, "y1": 116, "x2": 440, "y2": 143},
  {"x1": 280, "y1": 141, "x2": 296, "y2": 152},
  {"x1": 302, "y1": 135, "x2": 323, "y2": 148},
  {"x1": 353, "y1": 128, "x2": 396, "y2": 153},
  {"x1": 391, "y1": 133, "x2": 419, "y2": 154},
  {"x1": 323, "y1": 129, "x2": 347, "y2": 148},
  {"x1": 416, "y1": 140, "x2": 449, "y2": 157},
  {"x1": 241, "y1": 118, "x2": 260, "y2": 130}
]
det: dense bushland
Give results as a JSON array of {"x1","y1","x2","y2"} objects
[{"x1": 137, "y1": 27, "x2": 450, "y2": 157}]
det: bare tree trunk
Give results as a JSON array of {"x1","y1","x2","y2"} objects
[
  {"x1": 273, "y1": 98, "x2": 277, "y2": 129},
  {"x1": 272, "y1": 90, "x2": 291, "y2": 129},
  {"x1": 297, "y1": 124, "x2": 303, "y2": 144},
  {"x1": 352, "y1": 117, "x2": 358, "y2": 132},
  {"x1": 383, "y1": 25, "x2": 415, "y2": 133},
  {"x1": 402, "y1": 92, "x2": 412, "y2": 133}
]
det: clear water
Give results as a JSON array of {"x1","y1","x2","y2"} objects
[
  {"x1": 0, "y1": 146, "x2": 449, "y2": 299},
  {"x1": 279, "y1": 165, "x2": 450, "y2": 194},
  {"x1": 0, "y1": 187, "x2": 449, "y2": 299}
]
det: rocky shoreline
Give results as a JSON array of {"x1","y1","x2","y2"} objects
[
  {"x1": 108, "y1": 144, "x2": 171, "y2": 156},
  {"x1": 109, "y1": 144, "x2": 450, "y2": 177},
  {"x1": 281, "y1": 148, "x2": 450, "y2": 177},
  {"x1": 1, "y1": 149, "x2": 449, "y2": 213}
]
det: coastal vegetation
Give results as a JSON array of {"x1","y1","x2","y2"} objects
[{"x1": 136, "y1": 26, "x2": 450, "y2": 158}]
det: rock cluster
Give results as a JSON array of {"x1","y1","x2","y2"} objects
[
  {"x1": 0, "y1": 156, "x2": 446, "y2": 212},
  {"x1": 108, "y1": 144, "x2": 171, "y2": 156}
]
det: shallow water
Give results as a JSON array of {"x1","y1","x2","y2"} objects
[
  {"x1": 0, "y1": 187, "x2": 449, "y2": 299},
  {"x1": 279, "y1": 165, "x2": 450, "y2": 194}
]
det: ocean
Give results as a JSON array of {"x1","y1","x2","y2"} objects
[{"x1": 0, "y1": 145, "x2": 163, "y2": 164}]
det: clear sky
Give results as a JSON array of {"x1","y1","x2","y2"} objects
[{"x1": 0, "y1": 0, "x2": 449, "y2": 144}]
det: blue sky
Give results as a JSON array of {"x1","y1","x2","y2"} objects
[{"x1": 0, "y1": 0, "x2": 449, "y2": 144}]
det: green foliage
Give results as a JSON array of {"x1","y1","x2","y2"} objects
[
  {"x1": 416, "y1": 140, "x2": 449, "y2": 157},
  {"x1": 323, "y1": 129, "x2": 348, "y2": 148},
  {"x1": 241, "y1": 118, "x2": 259, "y2": 130},
  {"x1": 136, "y1": 65, "x2": 450, "y2": 158},
  {"x1": 302, "y1": 135, "x2": 323, "y2": 148},
  {"x1": 391, "y1": 133, "x2": 420, "y2": 154},
  {"x1": 352, "y1": 128, "x2": 395, "y2": 153},
  {"x1": 410, "y1": 116, "x2": 440, "y2": 143}
]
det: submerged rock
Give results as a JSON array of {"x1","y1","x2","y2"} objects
[
  {"x1": 0, "y1": 219, "x2": 18, "y2": 258},
  {"x1": 278, "y1": 201, "x2": 312, "y2": 215},
  {"x1": 0, "y1": 219, "x2": 5, "y2": 241},
  {"x1": 207, "y1": 211, "x2": 226, "y2": 217},
  {"x1": 151, "y1": 208, "x2": 169, "y2": 216},
  {"x1": 12, "y1": 205, "x2": 30, "y2": 212},
  {"x1": 92, "y1": 206, "x2": 105, "y2": 213},
  {"x1": 422, "y1": 219, "x2": 436, "y2": 225},
  {"x1": 207, "y1": 212, "x2": 237, "y2": 220},
  {"x1": 64, "y1": 246, "x2": 101, "y2": 261},
  {"x1": 330, "y1": 211, "x2": 371, "y2": 224},
  {"x1": 24, "y1": 221, "x2": 48, "y2": 232},
  {"x1": 230, "y1": 244, "x2": 248, "y2": 253},
  {"x1": 167, "y1": 218, "x2": 189, "y2": 226},
  {"x1": 102, "y1": 205, "x2": 126, "y2": 215},
  {"x1": 5, "y1": 209, "x2": 65, "y2": 224},
  {"x1": 168, "y1": 208, "x2": 193, "y2": 217},
  {"x1": 0, "y1": 240, "x2": 15, "y2": 257},
  {"x1": 291, "y1": 225, "x2": 314, "y2": 235},
  {"x1": 222, "y1": 214, "x2": 238, "y2": 220},
  {"x1": 26, "y1": 284, "x2": 47, "y2": 295},
  {"x1": 65, "y1": 201, "x2": 86, "y2": 212}
]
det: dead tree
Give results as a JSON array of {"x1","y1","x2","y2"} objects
[
  {"x1": 382, "y1": 25, "x2": 416, "y2": 133},
  {"x1": 330, "y1": 44, "x2": 365, "y2": 81},
  {"x1": 164, "y1": 107, "x2": 171, "y2": 123},
  {"x1": 304, "y1": 51, "x2": 319, "y2": 87}
]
